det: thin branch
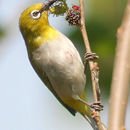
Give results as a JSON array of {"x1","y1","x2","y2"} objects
[
  {"x1": 79, "y1": 0, "x2": 98, "y2": 104},
  {"x1": 108, "y1": 0, "x2": 130, "y2": 129},
  {"x1": 79, "y1": 0, "x2": 105, "y2": 130}
]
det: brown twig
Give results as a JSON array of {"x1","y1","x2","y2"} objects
[
  {"x1": 108, "y1": 0, "x2": 130, "y2": 129},
  {"x1": 79, "y1": 0, "x2": 98, "y2": 103},
  {"x1": 79, "y1": 0, "x2": 105, "y2": 130}
]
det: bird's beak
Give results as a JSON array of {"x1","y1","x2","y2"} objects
[
  {"x1": 39, "y1": 4, "x2": 49, "y2": 14},
  {"x1": 39, "y1": 0, "x2": 58, "y2": 13}
]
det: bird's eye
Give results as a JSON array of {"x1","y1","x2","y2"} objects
[{"x1": 31, "y1": 10, "x2": 41, "y2": 19}]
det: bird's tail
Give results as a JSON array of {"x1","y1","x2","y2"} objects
[{"x1": 82, "y1": 114, "x2": 107, "y2": 130}]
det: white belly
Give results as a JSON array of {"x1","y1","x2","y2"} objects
[{"x1": 31, "y1": 32, "x2": 86, "y2": 101}]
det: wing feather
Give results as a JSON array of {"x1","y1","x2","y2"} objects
[{"x1": 41, "y1": 71, "x2": 76, "y2": 116}]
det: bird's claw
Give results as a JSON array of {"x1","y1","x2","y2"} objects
[
  {"x1": 90, "y1": 102, "x2": 104, "y2": 111},
  {"x1": 84, "y1": 52, "x2": 99, "y2": 73},
  {"x1": 84, "y1": 52, "x2": 99, "y2": 62}
]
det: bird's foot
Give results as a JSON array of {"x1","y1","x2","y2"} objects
[
  {"x1": 84, "y1": 52, "x2": 99, "y2": 63},
  {"x1": 89, "y1": 102, "x2": 104, "y2": 111},
  {"x1": 73, "y1": 95, "x2": 103, "y2": 112},
  {"x1": 84, "y1": 52, "x2": 99, "y2": 73}
]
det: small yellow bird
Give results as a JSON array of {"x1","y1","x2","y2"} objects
[{"x1": 19, "y1": 3, "x2": 98, "y2": 129}]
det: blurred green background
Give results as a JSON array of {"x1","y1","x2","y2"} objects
[
  {"x1": 68, "y1": 0, "x2": 127, "y2": 97},
  {"x1": 0, "y1": 0, "x2": 129, "y2": 130}
]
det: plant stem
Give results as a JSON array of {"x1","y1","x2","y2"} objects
[
  {"x1": 79, "y1": 0, "x2": 98, "y2": 103},
  {"x1": 108, "y1": 0, "x2": 130, "y2": 129},
  {"x1": 79, "y1": 0, "x2": 105, "y2": 130}
]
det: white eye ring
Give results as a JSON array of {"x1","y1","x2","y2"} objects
[{"x1": 31, "y1": 10, "x2": 41, "y2": 19}]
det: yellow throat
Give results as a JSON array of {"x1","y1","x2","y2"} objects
[{"x1": 19, "y1": 3, "x2": 58, "y2": 50}]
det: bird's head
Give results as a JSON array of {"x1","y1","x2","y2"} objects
[{"x1": 19, "y1": 3, "x2": 49, "y2": 38}]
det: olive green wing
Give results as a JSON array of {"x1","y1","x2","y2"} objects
[{"x1": 41, "y1": 72, "x2": 76, "y2": 116}]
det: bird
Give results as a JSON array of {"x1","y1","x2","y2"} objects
[{"x1": 19, "y1": 3, "x2": 99, "y2": 129}]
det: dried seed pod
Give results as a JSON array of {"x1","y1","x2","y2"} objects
[{"x1": 66, "y1": 7, "x2": 81, "y2": 26}]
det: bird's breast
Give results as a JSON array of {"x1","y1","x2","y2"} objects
[{"x1": 30, "y1": 33, "x2": 86, "y2": 102}]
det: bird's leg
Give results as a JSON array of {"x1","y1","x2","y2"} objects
[
  {"x1": 73, "y1": 95, "x2": 104, "y2": 111},
  {"x1": 84, "y1": 52, "x2": 99, "y2": 73}
]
